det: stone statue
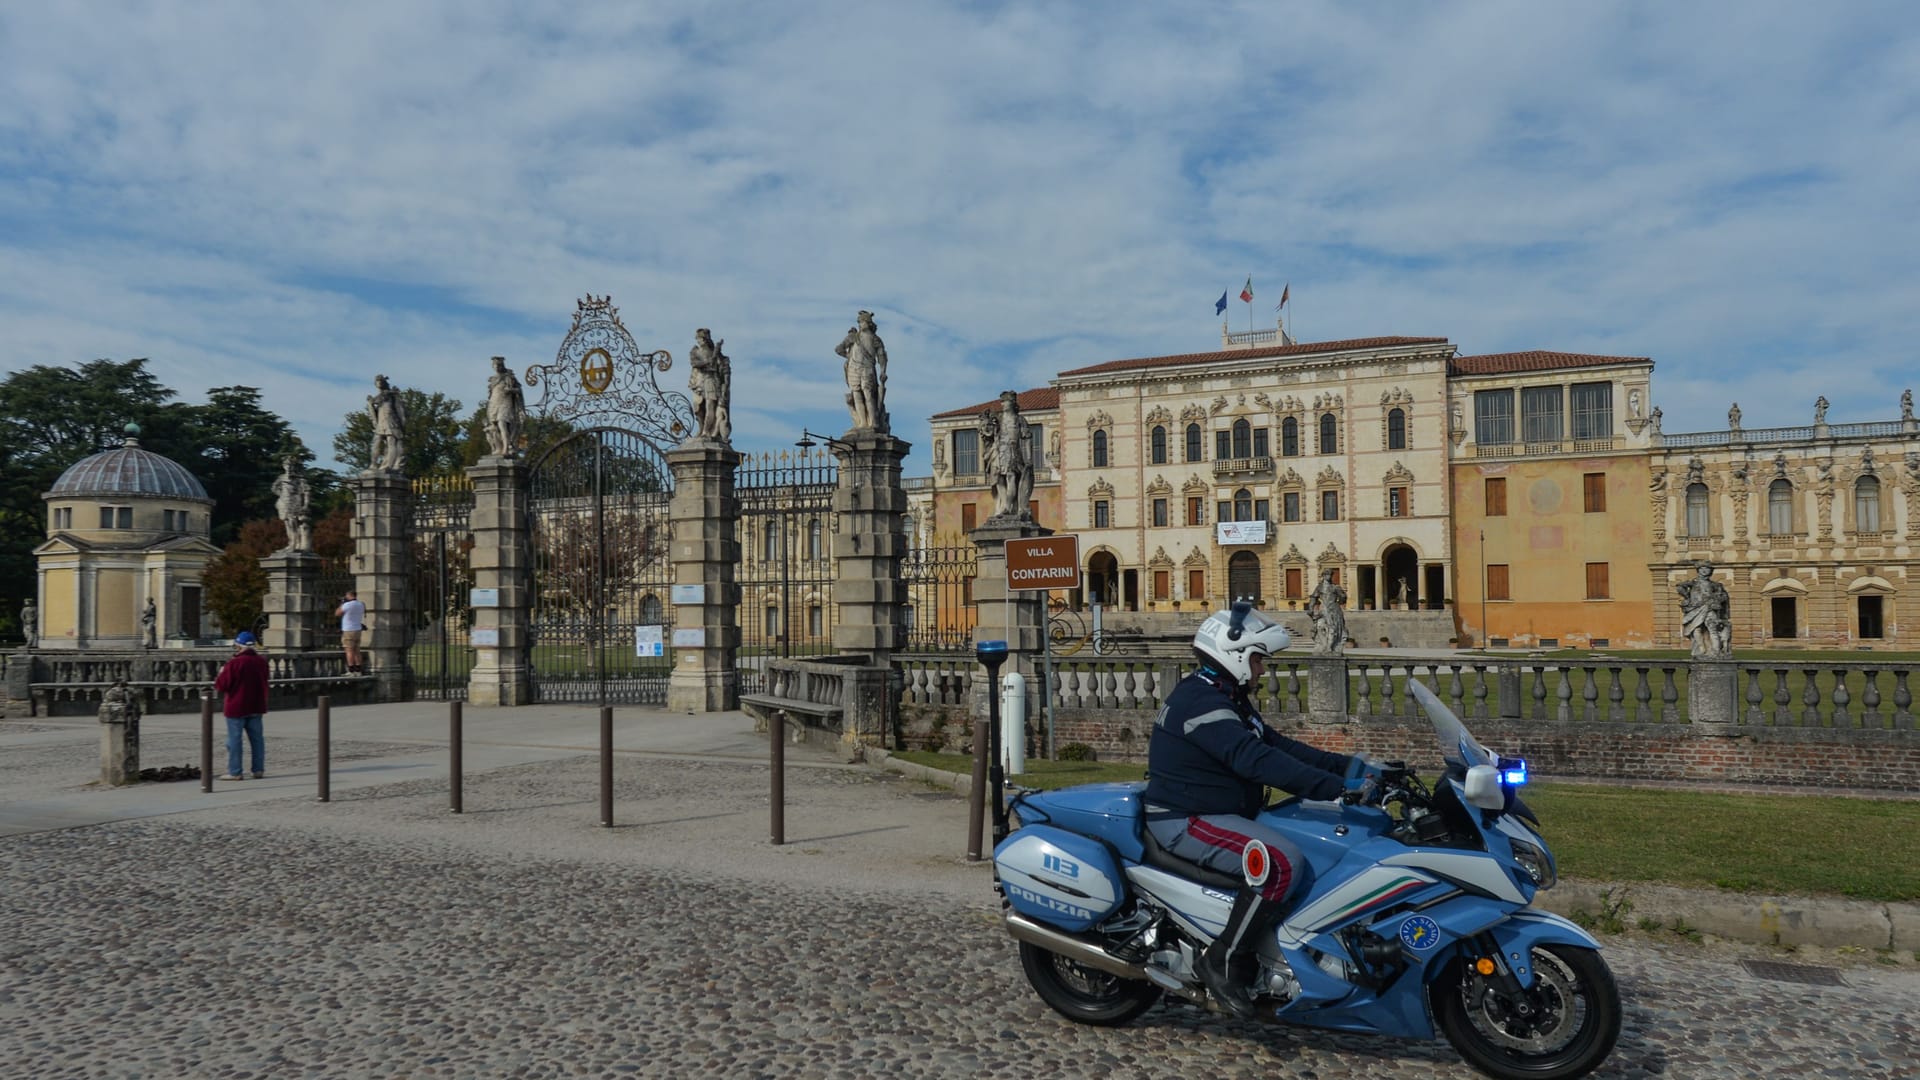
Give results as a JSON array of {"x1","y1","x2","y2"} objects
[
  {"x1": 1816, "y1": 460, "x2": 1834, "y2": 490},
  {"x1": 834, "y1": 310, "x2": 889, "y2": 433},
  {"x1": 98, "y1": 679, "x2": 141, "y2": 725},
  {"x1": 1907, "y1": 451, "x2": 1920, "y2": 484},
  {"x1": 686, "y1": 330, "x2": 731, "y2": 443},
  {"x1": 272, "y1": 457, "x2": 312, "y2": 552},
  {"x1": 20, "y1": 599, "x2": 37, "y2": 649},
  {"x1": 1305, "y1": 569, "x2": 1347, "y2": 655},
  {"x1": 1813, "y1": 396, "x2": 1829, "y2": 425},
  {"x1": 1648, "y1": 406, "x2": 1662, "y2": 435},
  {"x1": 979, "y1": 391, "x2": 1034, "y2": 521},
  {"x1": 1393, "y1": 578, "x2": 1411, "y2": 608},
  {"x1": 1903, "y1": 388, "x2": 1914, "y2": 423},
  {"x1": 1686, "y1": 456, "x2": 1705, "y2": 485},
  {"x1": 366, "y1": 374, "x2": 408, "y2": 473},
  {"x1": 484, "y1": 356, "x2": 526, "y2": 458},
  {"x1": 1628, "y1": 389, "x2": 1642, "y2": 418},
  {"x1": 1727, "y1": 402, "x2": 1741, "y2": 430},
  {"x1": 1676, "y1": 561, "x2": 1732, "y2": 659},
  {"x1": 139, "y1": 597, "x2": 157, "y2": 649},
  {"x1": 1648, "y1": 471, "x2": 1668, "y2": 494}
]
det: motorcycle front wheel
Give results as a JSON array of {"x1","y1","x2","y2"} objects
[
  {"x1": 1017, "y1": 942, "x2": 1163, "y2": 1026},
  {"x1": 1435, "y1": 943, "x2": 1621, "y2": 1080}
]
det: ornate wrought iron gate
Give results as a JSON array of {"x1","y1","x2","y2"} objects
[
  {"x1": 527, "y1": 427, "x2": 674, "y2": 704},
  {"x1": 409, "y1": 474, "x2": 476, "y2": 700},
  {"x1": 903, "y1": 536, "x2": 978, "y2": 650},
  {"x1": 735, "y1": 449, "x2": 838, "y2": 694}
]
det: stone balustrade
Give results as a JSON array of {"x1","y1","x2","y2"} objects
[{"x1": 14, "y1": 649, "x2": 365, "y2": 716}]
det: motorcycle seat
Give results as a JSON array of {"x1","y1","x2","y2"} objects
[{"x1": 1140, "y1": 820, "x2": 1247, "y2": 893}]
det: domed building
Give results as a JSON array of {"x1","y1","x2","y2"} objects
[{"x1": 31, "y1": 424, "x2": 220, "y2": 649}]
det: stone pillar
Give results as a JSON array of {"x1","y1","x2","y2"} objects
[
  {"x1": 969, "y1": 520, "x2": 1051, "y2": 729},
  {"x1": 1308, "y1": 656, "x2": 1349, "y2": 722},
  {"x1": 666, "y1": 441, "x2": 741, "y2": 713},
  {"x1": 1688, "y1": 660, "x2": 1739, "y2": 732},
  {"x1": 349, "y1": 471, "x2": 413, "y2": 703},
  {"x1": 831, "y1": 432, "x2": 911, "y2": 661},
  {"x1": 467, "y1": 456, "x2": 531, "y2": 707},
  {"x1": 98, "y1": 690, "x2": 139, "y2": 785},
  {"x1": 260, "y1": 551, "x2": 322, "y2": 653}
]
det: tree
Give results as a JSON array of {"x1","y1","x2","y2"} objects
[
  {"x1": 180, "y1": 386, "x2": 307, "y2": 547},
  {"x1": 333, "y1": 388, "x2": 469, "y2": 476},
  {"x1": 200, "y1": 518, "x2": 288, "y2": 635}
]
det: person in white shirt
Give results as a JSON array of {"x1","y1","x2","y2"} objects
[{"x1": 335, "y1": 590, "x2": 367, "y2": 674}]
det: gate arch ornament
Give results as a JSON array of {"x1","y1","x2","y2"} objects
[{"x1": 524, "y1": 294, "x2": 695, "y2": 445}]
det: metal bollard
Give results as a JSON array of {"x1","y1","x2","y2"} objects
[
  {"x1": 449, "y1": 700, "x2": 463, "y2": 814},
  {"x1": 200, "y1": 694, "x2": 213, "y2": 793},
  {"x1": 599, "y1": 705, "x2": 613, "y2": 828},
  {"x1": 771, "y1": 710, "x2": 786, "y2": 845},
  {"x1": 967, "y1": 719, "x2": 990, "y2": 860},
  {"x1": 316, "y1": 695, "x2": 331, "y2": 803}
]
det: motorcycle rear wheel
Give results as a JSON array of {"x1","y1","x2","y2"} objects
[
  {"x1": 1017, "y1": 942, "x2": 1163, "y2": 1026},
  {"x1": 1435, "y1": 942, "x2": 1621, "y2": 1080}
]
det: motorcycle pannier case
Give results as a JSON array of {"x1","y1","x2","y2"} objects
[{"x1": 993, "y1": 825, "x2": 1125, "y2": 932}]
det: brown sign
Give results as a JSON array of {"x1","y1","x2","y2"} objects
[{"x1": 1005, "y1": 535, "x2": 1081, "y2": 591}]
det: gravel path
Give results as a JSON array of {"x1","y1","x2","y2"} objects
[{"x1": 2, "y1": 753, "x2": 1915, "y2": 1078}]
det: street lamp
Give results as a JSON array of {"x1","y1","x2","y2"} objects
[{"x1": 795, "y1": 429, "x2": 854, "y2": 454}]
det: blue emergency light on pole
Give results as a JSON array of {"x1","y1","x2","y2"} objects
[{"x1": 977, "y1": 638, "x2": 1010, "y2": 841}]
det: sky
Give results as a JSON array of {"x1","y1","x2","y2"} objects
[{"x1": 2, "y1": 2, "x2": 1917, "y2": 474}]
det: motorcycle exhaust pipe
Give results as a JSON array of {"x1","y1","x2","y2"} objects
[{"x1": 1003, "y1": 912, "x2": 1148, "y2": 981}]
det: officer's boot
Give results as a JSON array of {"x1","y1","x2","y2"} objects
[{"x1": 1198, "y1": 888, "x2": 1282, "y2": 1019}]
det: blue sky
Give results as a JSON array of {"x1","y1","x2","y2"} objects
[{"x1": 2, "y1": 2, "x2": 1916, "y2": 472}]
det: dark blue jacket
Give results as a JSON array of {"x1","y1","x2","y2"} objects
[{"x1": 1143, "y1": 669, "x2": 1353, "y2": 817}]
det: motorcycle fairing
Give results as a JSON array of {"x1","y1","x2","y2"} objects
[
  {"x1": 1481, "y1": 909, "x2": 1602, "y2": 989},
  {"x1": 993, "y1": 825, "x2": 1126, "y2": 932}
]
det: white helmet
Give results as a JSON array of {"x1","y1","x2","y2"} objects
[{"x1": 1192, "y1": 600, "x2": 1292, "y2": 687}]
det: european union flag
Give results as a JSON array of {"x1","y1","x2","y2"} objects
[{"x1": 1215, "y1": 289, "x2": 1228, "y2": 316}]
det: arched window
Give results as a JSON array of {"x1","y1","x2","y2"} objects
[
  {"x1": 1855, "y1": 476, "x2": 1882, "y2": 533},
  {"x1": 763, "y1": 521, "x2": 780, "y2": 563},
  {"x1": 808, "y1": 518, "x2": 823, "y2": 560},
  {"x1": 1318, "y1": 413, "x2": 1338, "y2": 454},
  {"x1": 1092, "y1": 429, "x2": 1108, "y2": 468},
  {"x1": 1685, "y1": 483, "x2": 1710, "y2": 537},
  {"x1": 1768, "y1": 479, "x2": 1794, "y2": 535},
  {"x1": 1281, "y1": 416, "x2": 1299, "y2": 457},
  {"x1": 640, "y1": 595, "x2": 663, "y2": 625},
  {"x1": 1185, "y1": 423, "x2": 1202, "y2": 462},
  {"x1": 1234, "y1": 487, "x2": 1253, "y2": 521},
  {"x1": 1150, "y1": 425, "x2": 1167, "y2": 465},
  {"x1": 1388, "y1": 408, "x2": 1407, "y2": 450},
  {"x1": 1231, "y1": 418, "x2": 1252, "y2": 460}
]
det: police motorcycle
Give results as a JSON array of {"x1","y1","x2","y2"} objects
[{"x1": 991, "y1": 677, "x2": 1621, "y2": 1079}]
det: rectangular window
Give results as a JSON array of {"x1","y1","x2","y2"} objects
[
  {"x1": 1252, "y1": 428, "x2": 1269, "y2": 459},
  {"x1": 1474, "y1": 389, "x2": 1515, "y2": 445},
  {"x1": 1153, "y1": 570, "x2": 1170, "y2": 600},
  {"x1": 1216, "y1": 430, "x2": 1232, "y2": 461},
  {"x1": 100, "y1": 506, "x2": 115, "y2": 529},
  {"x1": 1285, "y1": 567, "x2": 1304, "y2": 598},
  {"x1": 117, "y1": 506, "x2": 132, "y2": 529},
  {"x1": 1188, "y1": 568, "x2": 1205, "y2": 599},
  {"x1": 1028, "y1": 500, "x2": 1040, "y2": 524},
  {"x1": 809, "y1": 606, "x2": 823, "y2": 636},
  {"x1": 1320, "y1": 490, "x2": 1340, "y2": 521},
  {"x1": 1187, "y1": 496, "x2": 1203, "y2": 525},
  {"x1": 1152, "y1": 498, "x2": 1168, "y2": 527},
  {"x1": 1571, "y1": 382, "x2": 1613, "y2": 440},
  {"x1": 1487, "y1": 564, "x2": 1511, "y2": 601},
  {"x1": 1583, "y1": 473, "x2": 1607, "y2": 513},
  {"x1": 763, "y1": 523, "x2": 780, "y2": 562},
  {"x1": 1093, "y1": 500, "x2": 1110, "y2": 529},
  {"x1": 1028, "y1": 425, "x2": 1045, "y2": 473},
  {"x1": 1521, "y1": 386, "x2": 1563, "y2": 443},
  {"x1": 1389, "y1": 487, "x2": 1406, "y2": 517},
  {"x1": 1282, "y1": 491, "x2": 1300, "y2": 522},
  {"x1": 1859, "y1": 596, "x2": 1884, "y2": 639},
  {"x1": 1217, "y1": 500, "x2": 1231, "y2": 523},
  {"x1": 766, "y1": 607, "x2": 781, "y2": 636},
  {"x1": 951, "y1": 429, "x2": 979, "y2": 475},
  {"x1": 1254, "y1": 498, "x2": 1269, "y2": 521},
  {"x1": 178, "y1": 586, "x2": 201, "y2": 638},
  {"x1": 53, "y1": 507, "x2": 72, "y2": 530},
  {"x1": 961, "y1": 503, "x2": 977, "y2": 532},
  {"x1": 1585, "y1": 562, "x2": 1610, "y2": 600},
  {"x1": 1485, "y1": 477, "x2": 1507, "y2": 516},
  {"x1": 1185, "y1": 425, "x2": 1203, "y2": 462}
]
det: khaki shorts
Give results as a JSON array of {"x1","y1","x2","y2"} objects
[{"x1": 341, "y1": 630, "x2": 363, "y2": 650}]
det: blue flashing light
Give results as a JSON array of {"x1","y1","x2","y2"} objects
[
  {"x1": 1501, "y1": 761, "x2": 1529, "y2": 786},
  {"x1": 976, "y1": 639, "x2": 1009, "y2": 656}
]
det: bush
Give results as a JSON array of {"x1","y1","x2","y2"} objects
[{"x1": 1058, "y1": 743, "x2": 1097, "y2": 762}]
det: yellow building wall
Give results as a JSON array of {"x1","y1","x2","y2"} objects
[
  {"x1": 96, "y1": 570, "x2": 136, "y2": 637},
  {"x1": 43, "y1": 568, "x2": 77, "y2": 639},
  {"x1": 931, "y1": 484, "x2": 1064, "y2": 538},
  {"x1": 1452, "y1": 454, "x2": 1655, "y2": 649}
]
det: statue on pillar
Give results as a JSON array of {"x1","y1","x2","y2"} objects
[
  {"x1": 979, "y1": 390, "x2": 1033, "y2": 521},
  {"x1": 1677, "y1": 561, "x2": 1732, "y2": 659},
  {"x1": 20, "y1": 599, "x2": 37, "y2": 650},
  {"x1": 687, "y1": 329, "x2": 732, "y2": 444},
  {"x1": 1648, "y1": 406, "x2": 1662, "y2": 435},
  {"x1": 1902, "y1": 388, "x2": 1914, "y2": 424},
  {"x1": 1727, "y1": 402, "x2": 1741, "y2": 431},
  {"x1": 483, "y1": 357, "x2": 525, "y2": 458},
  {"x1": 1813, "y1": 396, "x2": 1829, "y2": 426},
  {"x1": 140, "y1": 597, "x2": 158, "y2": 649},
  {"x1": 272, "y1": 457, "x2": 312, "y2": 552},
  {"x1": 835, "y1": 310, "x2": 889, "y2": 433},
  {"x1": 366, "y1": 374, "x2": 408, "y2": 473},
  {"x1": 1305, "y1": 569, "x2": 1348, "y2": 655}
]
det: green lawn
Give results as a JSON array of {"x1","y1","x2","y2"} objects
[{"x1": 892, "y1": 751, "x2": 1920, "y2": 902}]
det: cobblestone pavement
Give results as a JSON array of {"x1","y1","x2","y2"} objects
[{"x1": 2, "y1": 753, "x2": 1916, "y2": 1078}]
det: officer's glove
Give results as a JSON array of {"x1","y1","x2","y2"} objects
[{"x1": 1341, "y1": 775, "x2": 1380, "y2": 806}]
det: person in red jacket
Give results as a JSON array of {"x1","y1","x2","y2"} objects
[{"x1": 214, "y1": 630, "x2": 270, "y2": 781}]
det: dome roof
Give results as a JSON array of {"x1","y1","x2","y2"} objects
[{"x1": 48, "y1": 430, "x2": 210, "y2": 502}]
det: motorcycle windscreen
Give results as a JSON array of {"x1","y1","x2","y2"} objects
[{"x1": 994, "y1": 825, "x2": 1126, "y2": 932}]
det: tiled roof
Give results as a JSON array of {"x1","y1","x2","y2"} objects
[
  {"x1": 48, "y1": 441, "x2": 210, "y2": 501},
  {"x1": 1448, "y1": 351, "x2": 1650, "y2": 376},
  {"x1": 932, "y1": 386, "x2": 1061, "y2": 419},
  {"x1": 1055, "y1": 336, "x2": 1450, "y2": 378}
]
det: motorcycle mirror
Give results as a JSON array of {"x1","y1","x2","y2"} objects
[{"x1": 1463, "y1": 764, "x2": 1505, "y2": 810}]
